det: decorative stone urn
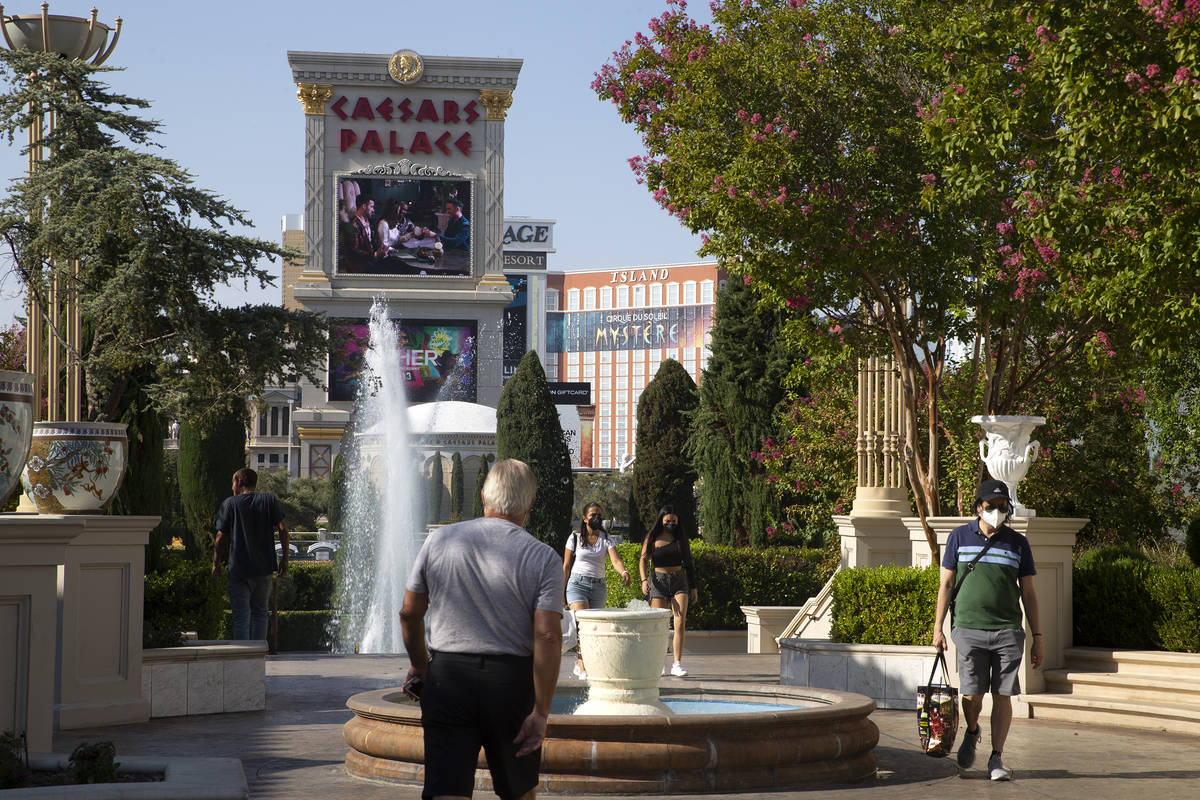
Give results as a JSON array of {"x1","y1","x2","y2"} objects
[
  {"x1": 21, "y1": 421, "x2": 129, "y2": 513},
  {"x1": 971, "y1": 414, "x2": 1045, "y2": 517},
  {"x1": 0, "y1": 370, "x2": 35, "y2": 504},
  {"x1": 573, "y1": 607, "x2": 673, "y2": 716}
]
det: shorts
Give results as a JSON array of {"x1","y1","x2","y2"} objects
[
  {"x1": 420, "y1": 651, "x2": 538, "y2": 800},
  {"x1": 951, "y1": 626, "x2": 1025, "y2": 696},
  {"x1": 648, "y1": 569, "x2": 689, "y2": 601},
  {"x1": 566, "y1": 573, "x2": 607, "y2": 607}
]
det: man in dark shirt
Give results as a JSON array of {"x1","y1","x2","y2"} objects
[
  {"x1": 438, "y1": 197, "x2": 470, "y2": 251},
  {"x1": 213, "y1": 467, "x2": 289, "y2": 640}
]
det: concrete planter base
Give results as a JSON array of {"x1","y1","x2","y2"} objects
[
  {"x1": 141, "y1": 642, "x2": 267, "y2": 718},
  {"x1": 780, "y1": 638, "x2": 937, "y2": 710},
  {"x1": 4, "y1": 756, "x2": 246, "y2": 799}
]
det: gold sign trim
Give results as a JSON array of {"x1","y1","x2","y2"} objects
[
  {"x1": 296, "y1": 83, "x2": 333, "y2": 115},
  {"x1": 389, "y1": 50, "x2": 424, "y2": 85}
]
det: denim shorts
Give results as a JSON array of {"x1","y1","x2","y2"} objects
[
  {"x1": 952, "y1": 626, "x2": 1026, "y2": 695},
  {"x1": 566, "y1": 574, "x2": 607, "y2": 607},
  {"x1": 648, "y1": 570, "x2": 689, "y2": 601}
]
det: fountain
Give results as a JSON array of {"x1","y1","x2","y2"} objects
[
  {"x1": 333, "y1": 299, "x2": 425, "y2": 654},
  {"x1": 344, "y1": 603, "x2": 878, "y2": 792}
]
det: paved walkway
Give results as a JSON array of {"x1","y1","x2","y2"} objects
[{"x1": 52, "y1": 653, "x2": 1200, "y2": 799}]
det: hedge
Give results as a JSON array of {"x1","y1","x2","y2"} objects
[
  {"x1": 274, "y1": 561, "x2": 334, "y2": 611},
  {"x1": 1074, "y1": 546, "x2": 1200, "y2": 652},
  {"x1": 829, "y1": 565, "x2": 939, "y2": 645},
  {"x1": 144, "y1": 559, "x2": 226, "y2": 648},
  {"x1": 221, "y1": 610, "x2": 336, "y2": 651},
  {"x1": 603, "y1": 541, "x2": 831, "y2": 630}
]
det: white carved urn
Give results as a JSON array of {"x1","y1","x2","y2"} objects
[
  {"x1": 573, "y1": 606, "x2": 673, "y2": 716},
  {"x1": 971, "y1": 415, "x2": 1045, "y2": 517},
  {"x1": 0, "y1": 370, "x2": 36, "y2": 505}
]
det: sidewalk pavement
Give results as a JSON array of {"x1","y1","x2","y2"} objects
[{"x1": 52, "y1": 652, "x2": 1200, "y2": 800}]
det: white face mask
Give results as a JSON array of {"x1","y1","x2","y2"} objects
[{"x1": 981, "y1": 507, "x2": 1007, "y2": 529}]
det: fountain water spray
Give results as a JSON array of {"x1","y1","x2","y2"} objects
[{"x1": 333, "y1": 299, "x2": 424, "y2": 653}]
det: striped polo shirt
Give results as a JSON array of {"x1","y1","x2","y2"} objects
[{"x1": 942, "y1": 519, "x2": 1036, "y2": 630}]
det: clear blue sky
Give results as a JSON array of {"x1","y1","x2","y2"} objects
[{"x1": 0, "y1": 0, "x2": 712, "y2": 324}]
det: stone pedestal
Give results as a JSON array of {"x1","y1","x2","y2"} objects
[
  {"x1": 57, "y1": 515, "x2": 158, "y2": 729},
  {"x1": 903, "y1": 515, "x2": 1085, "y2": 703},
  {"x1": 0, "y1": 515, "x2": 81, "y2": 753},
  {"x1": 834, "y1": 513, "x2": 912, "y2": 568},
  {"x1": 741, "y1": 606, "x2": 803, "y2": 653}
]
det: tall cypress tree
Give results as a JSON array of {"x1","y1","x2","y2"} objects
[
  {"x1": 450, "y1": 451, "x2": 464, "y2": 521},
  {"x1": 177, "y1": 404, "x2": 247, "y2": 560},
  {"x1": 428, "y1": 451, "x2": 443, "y2": 524},
  {"x1": 688, "y1": 278, "x2": 795, "y2": 547},
  {"x1": 496, "y1": 350, "x2": 573, "y2": 550},
  {"x1": 472, "y1": 456, "x2": 490, "y2": 519},
  {"x1": 632, "y1": 359, "x2": 699, "y2": 534}
]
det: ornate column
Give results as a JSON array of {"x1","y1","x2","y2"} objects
[
  {"x1": 835, "y1": 356, "x2": 911, "y2": 569},
  {"x1": 476, "y1": 88, "x2": 512, "y2": 289},
  {"x1": 296, "y1": 83, "x2": 332, "y2": 280}
]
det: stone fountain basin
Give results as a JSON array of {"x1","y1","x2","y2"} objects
[{"x1": 344, "y1": 681, "x2": 878, "y2": 794}]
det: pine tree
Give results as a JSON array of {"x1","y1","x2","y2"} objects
[
  {"x1": 688, "y1": 279, "x2": 795, "y2": 547},
  {"x1": 496, "y1": 351, "x2": 573, "y2": 550},
  {"x1": 472, "y1": 456, "x2": 490, "y2": 519},
  {"x1": 632, "y1": 359, "x2": 699, "y2": 534},
  {"x1": 428, "y1": 451, "x2": 443, "y2": 524},
  {"x1": 177, "y1": 405, "x2": 247, "y2": 560},
  {"x1": 0, "y1": 50, "x2": 327, "y2": 426},
  {"x1": 450, "y1": 452, "x2": 464, "y2": 521}
]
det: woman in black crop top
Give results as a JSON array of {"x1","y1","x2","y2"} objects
[{"x1": 638, "y1": 504, "x2": 698, "y2": 677}]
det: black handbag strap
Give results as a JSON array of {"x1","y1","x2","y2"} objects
[{"x1": 925, "y1": 648, "x2": 951, "y2": 690}]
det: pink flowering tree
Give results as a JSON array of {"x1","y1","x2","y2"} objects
[{"x1": 594, "y1": 0, "x2": 1108, "y2": 558}]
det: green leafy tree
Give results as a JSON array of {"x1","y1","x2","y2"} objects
[
  {"x1": 428, "y1": 451, "x2": 443, "y2": 524},
  {"x1": 0, "y1": 51, "x2": 327, "y2": 427},
  {"x1": 177, "y1": 405, "x2": 246, "y2": 559},
  {"x1": 573, "y1": 470, "x2": 635, "y2": 531},
  {"x1": 632, "y1": 358, "x2": 699, "y2": 533},
  {"x1": 472, "y1": 456, "x2": 489, "y2": 519},
  {"x1": 450, "y1": 451, "x2": 464, "y2": 521},
  {"x1": 257, "y1": 472, "x2": 332, "y2": 532},
  {"x1": 496, "y1": 350, "x2": 574, "y2": 550},
  {"x1": 689, "y1": 276, "x2": 795, "y2": 547},
  {"x1": 595, "y1": 0, "x2": 1117, "y2": 560}
]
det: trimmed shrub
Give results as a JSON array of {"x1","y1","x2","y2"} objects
[
  {"x1": 604, "y1": 542, "x2": 830, "y2": 630},
  {"x1": 830, "y1": 565, "x2": 939, "y2": 646},
  {"x1": 144, "y1": 559, "x2": 226, "y2": 647},
  {"x1": 274, "y1": 562, "x2": 334, "y2": 611},
  {"x1": 220, "y1": 610, "x2": 336, "y2": 651},
  {"x1": 1074, "y1": 545, "x2": 1200, "y2": 652}
]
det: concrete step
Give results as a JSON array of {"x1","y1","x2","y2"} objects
[
  {"x1": 1064, "y1": 647, "x2": 1200, "y2": 679},
  {"x1": 1043, "y1": 669, "x2": 1200, "y2": 706},
  {"x1": 1026, "y1": 693, "x2": 1200, "y2": 736}
]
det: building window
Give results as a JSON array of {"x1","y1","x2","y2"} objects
[
  {"x1": 584, "y1": 287, "x2": 597, "y2": 309},
  {"x1": 617, "y1": 285, "x2": 629, "y2": 307},
  {"x1": 600, "y1": 391, "x2": 612, "y2": 404},
  {"x1": 567, "y1": 288, "x2": 580, "y2": 310},
  {"x1": 633, "y1": 349, "x2": 645, "y2": 362},
  {"x1": 257, "y1": 454, "x2": 265, "y2": 464},
  {"x1": 258, "y1": 411, "x2": 268, "y2": 437},
  {"x1": 650, "y1": 283, "x2": 663, "y2": 306},
  {"x1": 309, "y1": 445, "x2": 332, "y2": 479},
  {"x1": 633, "y1": 285, "x2": 645, "y2": 307},
  {"x1": 599, "y1": 430, "x2": 611, "y2": 443},
  {"x1": 616, "y1": 429, "x2": 627, "y2": 443},
  {"x1": 584, "y1": 351, "x2": 595, "y2": 364},
  {"x1": 599, "y1": 457, "x2": 611, "y2": 468},
  {"x1": 600, "y1": 364, "x2": 611, "y2": 377},
  {"x1": 701, "y1": 279, "x2": 715, "y2": 304},
  {"x1": 568, "y1": 352, "x2": 579, "y2": 365},
  {"x1": 546, "y1": 289, "x2": 559, "y2": 311},
  {"x1": 683, "y1": 281, "x2": 697, "y2": 304},
  {"x1": 599, "y1": 351, "x2": 612, "y2": 363},
  {"x1": 269, "y1": 453, "x2": 280, "y2": 464},
  {"x1": 600, "y1": 286, "x2": 613, "y2": 309},
  {"x1": 599, "y1": 417, "x2": 612, "y2": 429},
  {"x1": 616, "y1": 403, "x2": 628, "y2": 418},
  {"x1": 616, "y1": 363, "x2": 628, "y2": 378},
  {"x1": 600, "y1": 443, "x2": 611, "y2": 456},
  {"x1": 667, "y1": 283, "x2": 680, "y2": 305},
  {"x1": 566, "y1": 366, "x2": 578, "y2": 381},
  {"x1": 667, "y1": 348, "x2": 680, "y2": 360},
  {"x1": 281, "y1": 406, "x2": 289, "y2": 436}
]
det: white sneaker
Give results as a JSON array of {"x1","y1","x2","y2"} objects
[
  {"x1": 670, "y1": 661, "x2": 688, "y2": 677},
  {"x1": 987, "y1": 752, "x2": 1012, "y2": 781},
  {"x1": 661, "y1": 665, "x2": 668, "y2": 676}
]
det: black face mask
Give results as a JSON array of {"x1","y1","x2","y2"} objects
[
  {"x1": 663, "y1": 523, "x2": 678, "y2": 533},
  {"x1": 587, "y1": 515, "x2": 603, "y2": 529}
]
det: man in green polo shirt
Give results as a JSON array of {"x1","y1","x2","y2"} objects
[{"x1": 932, "y1": 479, "x2": 1043, "y2": 782}]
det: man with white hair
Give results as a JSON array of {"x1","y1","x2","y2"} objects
[{"x1": 400, "y1": 458, "x2": 563, "y2": 800}]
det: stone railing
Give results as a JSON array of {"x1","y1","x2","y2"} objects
[{"x1": 142, "y1": 641, "x2": 267, "y2": 718}]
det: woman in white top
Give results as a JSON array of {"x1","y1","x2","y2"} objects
[{"x1": 562, "y1": 502, "x2": 631, "y2": 679}]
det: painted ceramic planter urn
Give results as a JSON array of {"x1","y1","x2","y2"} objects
[
  {"x1": 0, "y1": 370, "x2": 36, "y2": 505},
  {"x1": 21, "y1": 421, "x2": 129, "y2": 513}
]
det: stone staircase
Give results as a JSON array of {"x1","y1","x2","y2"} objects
[{"x1": 1025, "y1": 647, "x2": 1200, "y2": 735}]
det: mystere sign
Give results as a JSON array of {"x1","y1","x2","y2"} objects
[{"x1": 546, "y1": 306, "x2": 713, "y2": 353}]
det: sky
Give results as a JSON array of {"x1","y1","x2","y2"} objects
[{"x1": 0, "y1": 0, "x2": 712, "y2": 325}]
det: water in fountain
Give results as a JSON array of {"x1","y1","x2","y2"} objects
[{"x1": 333, "y1": 299, "x2": 424, "y2": 654}]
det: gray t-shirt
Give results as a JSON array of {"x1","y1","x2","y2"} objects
[{"x1": 406, "y1": 516, "x2": 563, "y2": 656}]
